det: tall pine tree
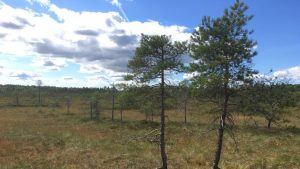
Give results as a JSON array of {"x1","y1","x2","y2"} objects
[
  {"x1": 190, "y1": 1, "x2": 257, "y2": 168},
  {"x1": 127, "y1": 34, "x2": 186, "y2": 169}
]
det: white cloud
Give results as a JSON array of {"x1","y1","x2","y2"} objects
[
  {"x1": 31, "y1": 57, "x2": 68, "y2": 71},
  {"x1": 0, "y1": 2, "x2": 189, "y2": 62},
  {"x1": 183, "y1": 66, "x2": 300, "y2": 84},
  {"x1": 9, "y1": 71, "x2": 40, "y2": 80},
  {"x1": 183, "y1": 72, "x2": 199, "y2": 80},
  {"x1": 252, "y1": 66, "x2": 300, "y2": 84},
  {"x1": 26, "y1": 0, "x2": 50, "y2": 7},
  {"x1": 273, "y1": 66, "x2": 300, "y2": 83},
  {"x1": 0, "y1": 65, "x2": 100, "y2": 87},
  {"x1": 0, "y1": 65, "x2": 41, "y2": 85},
  {"x1": 0, "y1": 1, "x2": 190, "y2": 86},
  {"x1": 109, "y1": 0, "x2": 129, "y2": 22}
]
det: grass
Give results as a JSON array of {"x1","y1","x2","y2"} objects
[{"x1": 0, "y1": 102, "x2": 299, "y2": 169}]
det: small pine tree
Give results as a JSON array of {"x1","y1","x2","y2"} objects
[{"x1": 243, "y1": 76, "x2": 297, "y2": 128}]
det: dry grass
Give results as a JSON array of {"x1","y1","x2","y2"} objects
[{"x1": 0, "y1": 102, "x2": 299, "y2": 169}]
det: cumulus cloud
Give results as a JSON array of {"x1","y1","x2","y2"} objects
[
  {"x1": 184, "y1": 66, "x2": 300, "y2": 84},
  {"x1": 183, "y1": 72, "x2": 200, "y2": 80},
  {"x1": 43, "y1": 60, "x2": 55, "y2": 66},
  {"x1": 109, "y1": 34, "x2": 138, "y2": 46},
  {"x1": 0, "y1": 22, "x2": 24, "y2": 29},
  {"x1": 0, "y1": 15, "x2": 32, "y2": 30},
  {"x1": 251, "y1": 66, "x2": 300, "y2": 84},
  {"x1": 31, "y1": 57, "x2": 67, "y2": 71},
  {"x1": 0, "y1": 0, "x2": 192, "y2": 87},
  {"x1": 0, "y1": 65, "x2": 85, "y2": 87},
  {"x1": 62, "y1": 76, "x2": 73, "y2": 80},
  {"x1": 75, "y1": 29, "x2": 99, "y2": 36},
  {"x1": 9, "y1": 71, "x2": 40, "y2": 80},
  {"x1": 0, "y1": 1, "x2": 190, "y2": 77},
  {"x1": 26, "y1": 0, "x2": 50, "y2": 7},
  {"x1": 273, "y1": 66, "x2": 300, "y2": 83},
  {"x1": 109, "y1": 0, "x2": 129, "y2": 22},
  {"x1": 0, "y1": 33, "x2": 6, "y2": 38},
  {"x1": 0, "y1": 62, "x2": 37, "y2": 85}
]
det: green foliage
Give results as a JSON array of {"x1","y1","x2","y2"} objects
[
  {"x1": 189, "y1": 1, "x2": 258, "y2": 168},
  {"x1": 0, "y1": 84, "x2": 113, "y2": 107},
  {"x1": 135, "y1": 85, "x2": 160, "y2": 115},
  {"x1": 190, "y1": 0, "x2": 257, "y2": 95},
  {"x1": 127, "y1": 34, "x2": 187, "y2": 83},
  {"x1": 242, "y1": 77, "x2": 297, "y2": 128},
  {"x1": 90, "y1": 91, "x2": 102, "y2": 120},
  {"x1": 171, "y1": 80, "x2": 192, "y2": 107},
  {"x1": 115, "y1": 83, "x2": 139, "y2": 109},
  {"x1": 126, "y1": 34, "x2": 188, "y2": 116},
  {"x1": 127, "y1": 34, "x2": 187, "y2": 169}
]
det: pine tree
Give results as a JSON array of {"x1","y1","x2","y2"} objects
[
  {"x1": 127, "y1": 34, "x2": 187, "y2": 169},
  {"x1": 243, "y1": 76, "x2": 297, "y2": 129},
  {"x1": 190, "y1": 1, "x2": 257, "y2": 168}
]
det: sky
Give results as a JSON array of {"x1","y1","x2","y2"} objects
[{"x1": 0, "y1": 0, "x2": 299, "y2": 87}]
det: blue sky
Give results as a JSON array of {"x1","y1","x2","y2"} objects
[{"x1": 0, "y1": 0, "x2": 299, "y2": 87}]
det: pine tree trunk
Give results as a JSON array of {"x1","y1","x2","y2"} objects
[
  {"x1": 16, "y1": 95, "x2": 19, "y2": 106},
  {"x1": 151, "y1": 110, "x2": 154, "y2": 121},
  {"x1": 120, "y1": 105, "x2": 123, "y2": 122},
  {"x1": 90, "y1": 103, "x2": 93, "y2": 120},
  {"x1": 267, "y1": 119, "x2": 272, "y2": 129},
  {"x1": 159, "y1": 62, "x2": 168, "y2": 169},
  {"x1": 212, "y1": 88, "x2": 229, "y2": 169},
  {"x1": 95, "y1": 101, "x2": 99, "y2": 120},
  {"x1": 38, "y1": 86, "x2": 41, "y2": 106},
  {"x1": 111, "y1": 87, "x2": 115, "y2": 121},
  {"x1": 184, "y1": 99, "x2": 187, "y2": 124}
]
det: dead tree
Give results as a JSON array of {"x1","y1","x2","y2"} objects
[
  {"x1": 90, "y1": 99, "x2": 100, "y2": 120},
  {"x1": 66, "y1": 97, "x2": 71, "y2": 114},
  {"x1": 111, "y1": 85, "x2": 116, "y2": 121},
  {"x1": 37, "y1": 80, "x2": 42, "y2": 106},
  {"x1": 120, "y1": 103, "x2": 123, "y2": 122},
  {"x1": 90, "y1": 101, "x2": 93, "y2": 120}
]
